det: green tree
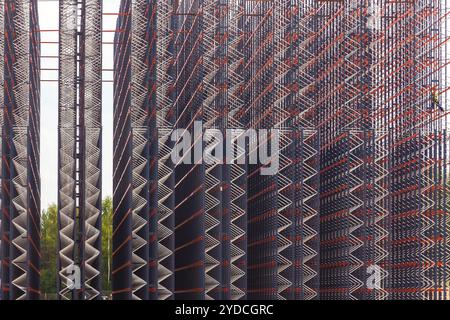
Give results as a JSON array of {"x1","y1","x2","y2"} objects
[
  {"x1": 39, "y1": 198, "x2": 113, "y2": 299},
  {"x1": 40, "y1": 204, "x2": 58, "y2": 299},
  {"x1": 101, "y1": 196, "x2": 113, "y2": 296}
]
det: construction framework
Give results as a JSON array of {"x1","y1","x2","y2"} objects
[
  {"x1": 314, "y1": 0, "x2": 448, "y2": 300},
  {"x1": 113, "y1": 0, "x2": 450, "y2": 300},
  {"x1": 57, "y1": 0, "x2": 102, "y2": 300},
  {"x1": 0, "y1": 0, "x2": 41, "y2": 300}
]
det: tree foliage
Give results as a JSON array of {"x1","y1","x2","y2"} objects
[
  {"x1": 40, "y1": 204, "x2": 58, "y2": 299},
  {"x1": 101, "y1": 197, "x2": 113, "y2": 296},
  {"x1": 40, "y1": 197, "x2": 113, "y2": 299}
]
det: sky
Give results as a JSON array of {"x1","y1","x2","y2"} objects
[{"x1": 39, "y1": 0, "x2": 121, "y2": 208}]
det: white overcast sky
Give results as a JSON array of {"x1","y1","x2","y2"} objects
[{"x1": 39, "y1": 0, "x2": 121, "y2": 208}]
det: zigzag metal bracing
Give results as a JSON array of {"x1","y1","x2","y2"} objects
[
  {"x1": 111, "y1": 0, "x2": 450, "y2": 300},
  {"x1": 286, "y1": 1, "x2": 321, "y2": 300},
  {"x1": 316, "y1": 1, "x2": 378, "y2": 299},
  {"x1": 202, "y1": 0, "x2": 223, "y2": 300},
  {"x1": 227, "y1": 1, "x2": 246, "y2": 129},
  {"x1": 130, "y1": 127, "x2": 149, "y2": 299},
  {"x1": 294, "y1": 0, "x2": 318, "y2": 128},
  {"x1": 80, "y1": 0, "x2": 102, "y2": 300},
  {"x1": 128, "y1": 0, "x2": 152, "y2": 300},
  {"x1": 163, "y1": 0, "x2": 207, "y2": 300},
  {"x1": 155, "y1": 0, "x2": 175, "y2": 300},
  {"x1": 229, "y1": 158, "x2": 247, "y2": 300},
  {"x1": 112, "y1": 0, "x2": 133, "y2": 299},
  {"x1": 8, "y1": 0, "x2": 28, "y2": 300},
  {"x1": 390, "y1": 130, "x2": 434, "y2": 299},
  {"x1": 157, "y1": 129, "x2": 174, "y2": 300},
  {"x1": 112, "y1": 0, "x2": 174, "y2": 300},
  {"x1": 1, "y1": 0, "x2": 40, "y2": 300},
  {"x1": 227, "y1": 2, "x2": 248, "y2": 299},
  {"x1": 155, "y1": 0, "x2": 173, "y2": 129},
  {"x1": 11, "y1": 127, "x2": 30, "y2": 300},
  {"x1": 294, "y1": 130, "x2": 320, "y2": 300},
  {"x1": 58, "y1": 0, "x2": 78, "y2": 300},
  {"x1": 203, "y1": 131, "x2": 222, "y2": 300},
  {"x1": 277, "y1": 129, "x2": 321, "y2": 300},
  {"x1": 241, "y1": 0, "x2": 322, "y2": 300},
  {"x1": 418, "y1": 132, "x2": 437, "y2": 300},
  {"x1": 314, "y1": 0, "x2": 450, "y2": 300},
  {"x1": 319, "y1": 131, "x2": 356, "y2": 300},
  {"x1": 277, "y1": 130, "x2": 295, "y2": 300},
  {"x1": 372, "y1": 131, "x2": 390, "y2": 300},
  {"x1": 57, "y1": 0, "x2": 102, "y2": 300},
  {"x1": 346, "y1": 131, "x2": 366, "y2": 300}
]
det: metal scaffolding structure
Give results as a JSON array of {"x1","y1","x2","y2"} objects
[
  {"x1": 112, "y1": 0, "x2": 450, "y2": 300},
  {"x1": 1, "y1": 0, "x2": 449, "y2": 301},
  {"x1": 113, "y1": 0, "x2": 250, "y2": 300},
  {"x1": 112, "y1": 0, "x2": 157, "y2": 299},
  {"x1": 314, "y1": 0, "x2": 449, "y2": 300},
  {"x1": 57, "y1": 0, "x2": 102, "y2": 300},
  {"x1": 0, "y1": 0, "x2": 41, "y2": 300}
]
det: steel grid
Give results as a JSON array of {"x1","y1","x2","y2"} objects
[
  {"x1": 57, "y1": 0, "x2": 102, "y2": 300},
  {"x1": 105, "y1": 0, "x2": 450, "y2": 300},
  {"x1": 0, "y1": 0, "x2": 41, "y2": 300}
]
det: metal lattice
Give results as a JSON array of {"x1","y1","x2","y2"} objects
[
  {"x1": 0, "y1": 0, "x2": 41, "y2": 300},
  {"x1": 110, "y1": 0, "x2": 450, "y2": 300},
  {"x1": 57, "y1": 0, "x2": 102, "y2": 300}
]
